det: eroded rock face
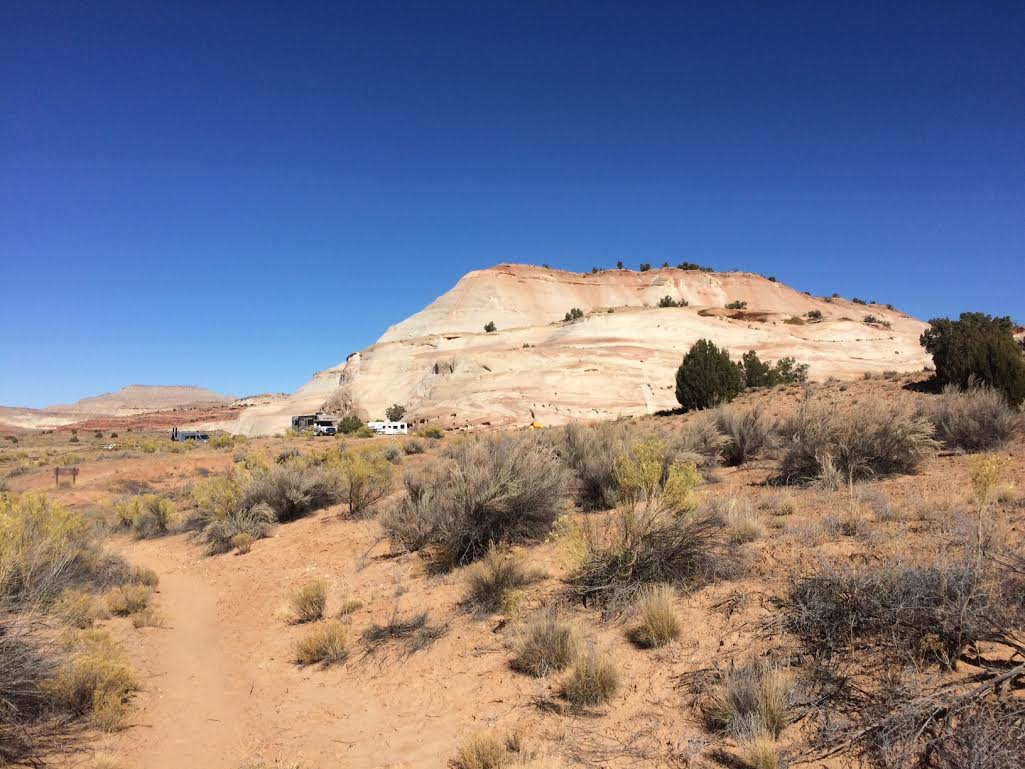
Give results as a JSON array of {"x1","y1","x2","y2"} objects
[{"x1": 232, "y1": 264, "x2": 930, "y2": 435}]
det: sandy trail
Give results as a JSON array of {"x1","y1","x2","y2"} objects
[{"x1": 114, "y1": 544, "x2": 254, "y2": 769}]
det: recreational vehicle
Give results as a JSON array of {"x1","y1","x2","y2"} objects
[{"x1": 367, "y1": 421, "x2": 408, "y2": 435}]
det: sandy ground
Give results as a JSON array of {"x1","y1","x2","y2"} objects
[{"x1": 6, "y1": 378, "x2": 1022, "y2": 769}]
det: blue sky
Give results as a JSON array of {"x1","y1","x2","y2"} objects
[{"x1": 2, "y1": 2, "x2": 1022, "y2": 407}]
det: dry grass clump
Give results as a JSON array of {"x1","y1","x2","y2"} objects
[
  {"x1": 630, "y1": 584, "x2": 681, "y2": 648},
  {"x1": 43, "y1": 629, "x2": 139, "y2": 731},
  {"x1": 242, "y1": 463, "x2": 343, "y2": 522},
  {"x1": 232, "y1": 532, "x2": 256, "y2": 554},
  {"x1": 715, "y1": 496, "x2": 766, "y2": 544},
  {"x1": 106, "y1": 584, "x2": 152, "y2": 616},
  {"x1": 293, "y1": 620, "x2": 349, "y2": 666},
  {"x1": 382, "y1": 433, "x2": 570, "y2": 566},
  {"x1": 738, "y1": 732, "x2": 785, "y2": 769},
  {"x1": 512, "y1": 606, "x2": 579, "y2": 677},
  {"x1": 779, "y1": 397, "x2": 937, "y2": 484},
  {"x1": 360, "y1": 609, "x2": 447, "y2": 656},
  {"x1": 129, "y1": 606, "x2": 162, "y2": 628},
  {"x1": 561, "y1": 647, "x2": 621, "y2": 708},
  {"x1": 129, "y1": 565, "x2": 159, "y2": 587},
  {"x1": 566, "y1": 499, "x2": 726, "y2": 607},
  {"x1": 927, "y1": 383, "x2": 1021, "y2": 451},
  {"x1": 705, "y1": 661, "x2": 793, "y2": 740},
  {"x1": 54, "y1": 588, "x2": 108, "y2": 628},
  {"x1": 452, "y1": 732, "x2": 508, "y2": 769},
  {"x1": 451, "y1": 732, "x2": 558, "y2": 769},
  {"x1": 287, "y1": 579, "x2": 327, "y2": 623},
  {"x1": 714, "y1": 404, "x2": 775, "y2": 466},
  {"x1": 463, "y1": 546, "x2": 543, "y2": 614},
  {"x1": 784, "y1": 559, "x2": 991, "y2": 668}
]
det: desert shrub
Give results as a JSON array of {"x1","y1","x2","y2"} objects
[
  {"x1": 484, "y1": 321, "x2": 497, "y2": 333},
  {"x1": 242, "y1": 464, "x2": 342, "y2": 522},
  {"x1": 562, "y1": 647, "x2": 620, "y2": 708},
  {"x1": 630, "y1": 584, "x2": 681, "y2": 648},
  {"x1": 927, "y1": 383, "x2": 1021, "y2": 451},
  {"x1": 705, "y1": 661, "x2": 793, "y2": 740},
  {"x1": 276, "y1": 448, "x2": 302, "y2": 464},
  {"x1": 418, "y1": 425, "x2": 444, "y2": 439},
  {"x1": 614, "y1": 439, "x2": 702, "y2": 510},
  {"x1": 44, "y1": 629, "x2": 138, "y2": 730},
  {"x1": 725, "y1": 300, "x2": 747, "y2": 310},
  {"x1": 106, "y1": 584, "x2": 151, "y2": 616},
  {"x1": 921, "y1": 312, "x2": 1025, "y2": 406},
  {"x1": 379, "y1": 472, "x2": 440, "y2": 552},
  {"x1": 739, "y1": 351, "x2": 809, "y2": 387},
  {"x1": 210, "y1": 434, "x2": 234, "y2": 448},
  {"x1": 383, "y1": 444, "x2": 402, "y2": 464},
  {"x1": 386, "y1": 434, "x2": 569, "y2": 566},
  {"x1": 360, "y1": 609, "x2": 446, "y2": 656},
  {"x1": 329, "y1": 448, "x2": 392, "y2": 516},
  {"x1": 293, "y1": 620, "x2": 349, "y2": 666},
  {"x1": 232, "y1": 532, "x2": 255, "y2": 554},
  {"x1": 563, "y1": 307, "x2": 584, "y2": 322},
  {"x1": 778, "y1": 397, "x2": 937, "y2": 484},
  {"x1": 385, "y1": 404, "x2": 406, "y2": 422},
  {"x1": 114, "y1": 494, "x2": 177, "y2": 539},
  {"x1": 658, "y1": 295, "x2": 686, "y2": 308},
  {"x1": 674, "y1": 414, "x2": 729, "y2": 467},
  {"x1": 675, "y1": 339, "x2": 745, "y2": 411},
  {"x1": 0, "y1": 613, "x2": 68, "y2": 764},
  {"x1": 0, "y1": 492, "x2": 114, "y2": 605},
  {"x1": 784, "y1": 559, "x2": 990, "y2": 668},
  {"x1": 715, "y1": 404, "x2": 774, "y2": 466},
  {"x1": 566, "y1": 499, "x2": 726, "y2": 607},
  {"x1": 678, "y1": 261, "x2": 713, "y2": 271},
  {"x1": 287, "y1": 579, "x2": 327, "y2": 623},
  {"x1": 403, "y1": 438, "x2": 425, "y2": 455},
  {"x1": 512, "y1": 606, "x2": 579, "y2": 677},
  {"x1": 336, "y1": 415, "x2": 364, "y2": 434},
  {"x1": 463, "y1": 546, "x2": 542, "y2": 614},
  {"x1": 770, "y1": 357, "x2": 809, "y2": 384},
  {"x1": 639, "y1": 262, "x2": 651, "y2": 271},
  {"x1": 203, "y1": 502, "x2": 275, "y2": 555},
  {"x1": 806, "y1": 309, "x2": 823, "y2": 320},
  {"x1": 558, "y1": 421, "x2": 626, "y2": 510}
]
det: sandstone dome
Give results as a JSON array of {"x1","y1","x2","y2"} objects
[{"x1": 232, "y1": 264, "x2": 929, "y2": 436}]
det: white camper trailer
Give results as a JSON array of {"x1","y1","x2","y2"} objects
[{"x1": 367, "y1": 421, "x2": 408, "y2": 435}]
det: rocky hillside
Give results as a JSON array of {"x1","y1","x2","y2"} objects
[{"x1": 232, "y1": 265, "x2": 930, "y2": 436}]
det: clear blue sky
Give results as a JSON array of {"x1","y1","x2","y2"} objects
[{"x1": 2, "y1": 2, "x2": 1022, "y2": 407}]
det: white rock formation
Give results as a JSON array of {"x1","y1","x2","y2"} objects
[{"x1": 232, "y1": 264, "x2": 930, "y2": 436}]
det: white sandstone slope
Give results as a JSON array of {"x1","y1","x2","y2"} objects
[{"x1": 232, "y1": 264, "x2": 930, "y2": 435}]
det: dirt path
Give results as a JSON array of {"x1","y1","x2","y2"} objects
[{"x1": 108, "y1": 541, "x2": 256, "y2": 769}]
